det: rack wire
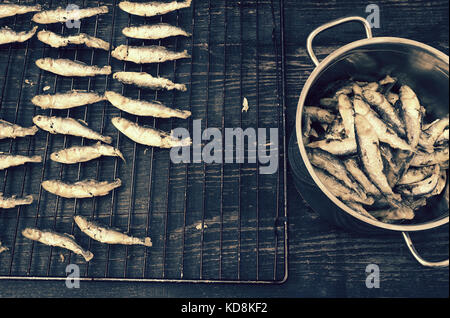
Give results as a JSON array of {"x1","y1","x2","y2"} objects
[{"x1": 0, "y1": 0, "x2": 287, "y2": 284}]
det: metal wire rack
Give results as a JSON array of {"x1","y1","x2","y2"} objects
[{"x1": 0, "y1": 0, "x2": 287, "y2": 284}]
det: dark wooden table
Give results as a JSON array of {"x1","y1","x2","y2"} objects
[{"x1": 0, "y1": 0, "x2": 448, "y2": 298}]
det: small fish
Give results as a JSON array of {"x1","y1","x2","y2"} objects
[
  {"x1": 0, "y1": 119, "x2": 38, "y2": 140},
  {"x1": 50, "y1": 142, "x2": 125, "y2": 164},
  {"x1": 0, "y1": 3, "x2": 41, "y2": 19},
  {"x1": 304, "y1": 106, "x2": 336, "y2": 124},
  {"x1": 354, "y1": 114, "x2": 402, "y2": 202},
  {"x1": 32, "y1": 91, "x2": 106, "y2": 110},
  {"x1": 118, "y1": 0, "x2": 192, "y2": 17},
  {"x1": 399, "y1": 85, "x2": 423, "y2": 149},
  {"x1": 397, "y1": 165, "x2": 441, "y2": 197},
  {"x1": 113, "y1": 72, "x2": 187, "y2": 91},
  {"x1": 343, "y1": 158, "x2": 381, "y2": 197},
  {"x1": 418, "y1": 115, "x2": 449, "y2": 152},
  {"x1": 410, "y1": 147, "x2": 449, "y2": 167},
  {"x1": 0, "y1": 26, "x2": 38, "y2": 45},
  {"x1": 122, "y1": 23, "x2": 190, "y2": 40},
  {"x1": 37, "y1": 30, "x2": 110, "y2": 50},
  {"x1": 112, "y1": 117, "x2": 191, "y2": 149},
  {"x1": 42, "y1": 179, "x2": 122, "y2": 199},
  {"x1": 74, "y1": 216, "x2": 152, "y2": 247},
  {"x1": 22, "y1": 228, "x2": 93, "y2": 262},
  {"x1": 0, "y1": 193, "x2": 33, "y2": 209},
  {"x1": 306, "y1": 138, "x2": 357, "y2": 156},
  {"x1": 363, "y1": 89, "x2": 406, "y2": 137},
  {"x1": 111, "y1": 45, "x2": 190, "y2": 64},
  {"x1": 337, "y1": 94, "x2": 355, "y2": 138},
  {"x1": 32, "y1": 6, "x2": 108, "y2": 24},
  {"x1": 35, "y1": 58, "x2": 112, "y2": 77},
  {"x1": 33, "y1": 115, "x2": 113, "y2": 144},
  {"x1": 0, "y1": 153, "x2": 42, "y2": 170},
  {"x1": 105, "y1": 91, "x2": 191, "y2": 119},
  {"x1": 353, "y1": 96, "x2": 413, "y2": 151},
  {"x1": 314, "y1": 168, "x2": 375, "y2": 206},
  {"x1": 397, "y1": 165, "x2": 438, "y2": 186},
  {"x1": 370, "y1": 206, "x2": 415, "y2": 222}
]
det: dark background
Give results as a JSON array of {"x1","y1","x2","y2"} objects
[{"x1": 0, "y1": 0, "x2": 448, "y2": 297}]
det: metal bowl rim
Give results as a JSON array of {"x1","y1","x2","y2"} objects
[{"x1": 296, "y1": 36, "x2": 450, "y2": 232}]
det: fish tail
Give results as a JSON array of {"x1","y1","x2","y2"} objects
[
  {"x1": 143, "y1": 237, "x2": 152, "y2": 247},
  {"x1": 179, "y1": 110, "x2": 192, "y2": 119},
  {"x1": 115, "y1": 149, "x2": 126, "y2": 163},
  {"x1": 27, "y1": 125, "x2": 39, "y2": 136},
  {"x1": 180, "y1": 50, "x2": 191, "y2": 59},
  {"x1": 174, "y1": 84, "x2": 188, "y2": 92},
  {"x1": 24, "y1": 195, "x2": 34, "y2": 205},
  {"x1": 31, "y1": 155, "x2": 43, "y2": 163},
  {"x1": 100, "y1": 66, "x2": 112, "y2": 75},
  {"x1": 102, "y1": 135, "x2": 113, "y2": 144},
  {"x1": 82, "y1": 250, "x2": 94, "y2": 262}
]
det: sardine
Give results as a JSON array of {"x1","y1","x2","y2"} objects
[
  {"x1": 74, "y1": 216, "x2": 152, "y2": 247},
  {"x1": 0, "y1": 3, "x2": 41, "y2": 19},
  {"x1": 306, "y1": 138, "x2": 357, "y2": 156},
  {"x1": 308, "y1": 149, "x2": 366, "y2": 198},
  {"x1": 0, "y1": 153, "x2": 42, "y2": 170},
  {"x1": 337, "y1": 95, "x2": 354, "y2": 138},
  {"x1": 353, "y1": 96, "x2": 413, "y2": 151},
  {"x1": 343, "y1": 158, "x2": 381, "y2": 197},
  {"x1": 0, "y1": 119, "x2": 38, "y2": 140},
  {"x1": 0, "y1": 193, "x2": 33, "y2": 209},
  {"x1": 397, "y1": 165, "x2": 438, "y2": 186},
  {"x1": 33, "y1": 115, "x2": 113, "y2": 144},
  {"x1": 399, "y1": 85, "x2": 423, "y2": 149},
  {"x1": 118, "y1": 0, "x2": 192, "y2": 17},
  {"x1": 418, "y1": 115, "x2": 449, "y2": 152},
  {"x1": 363, "y1": 89, "x2": 406, "y2": 137},
  {"x1": 22, "y1": 228, "x2": 93, "y2": 262},
  {"x1": 0, "y1": 26, "x2": 38, "y2": 45},
  {"x1": 314, "y1": 168, "x2": 374, "y2": 206},
  {"x1": 32, "y1": 6, "x2": 108, "y2": 24},
  {"x1": 111, "y1": 117, "x2": 191, "y2": 149},
  {"x1": 50, "y1": 142, "x2": 125, "y2": 164},
  {"x1": 105, "y1": 91, "x2": 191, "y2": 119},
  {"x1": 32, "y1": 91, "x2": 106, "y2": 110},
  {"x1": 397, "y1": 165, "x2": 441, "y2": 197},
  {"x1": 410, "y1": 148, "x2": 449, "y2": 167},
  {"x1": 354, "y1": 114, "x2": 401, "y2": 202},
  {"x1": 122, "y1": 23, "x2": 190, "y2": 40},
  {"x1": 42, "y1": 179, "x2": 122, "y2": 199},
  {"x1": 111, "y1": 45, "x2": 190, "y2": 64},
  {"x1": 37, "y1": 30, "x2": 110, "y2": 50},
  {"x1": 35, "y1": 58, "x2": 112, "y2": 77},
  {"x1": 113, "y1": 71, "x2": 187, "y2": 91},
  {"x1": 370, "y1": 206, "x2": 415, "y2": 222},
  {"x1": 304, "y1": 106, "x2": 336, "y2": 125}
]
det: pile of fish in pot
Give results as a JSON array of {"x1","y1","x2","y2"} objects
[
  {"x1": 0, "y1": 1, "x2": 192, "y2": 261},
  {"x1": 303, "y1": 75, "x2": 449, "y2": 224}
]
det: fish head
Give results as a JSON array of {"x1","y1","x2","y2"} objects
[
  {"x1": 74, "y1": 216, "x2": 88, "y2": 229},
  {"x1": 399, "y1": 85, "x2": 416, "y2": 99},
  {"x1": 50, "y1": 151, "x2": 64, "y2": 163},
  {"x1": 31, "y1": 13, "x2": 45, "y2": 24},
  {"x1": 41, "y1": 180, "x2": 57, "y2": 193},
  {"x1": 22, "y1": 228, "x2": 42, "y2": 241},
  {"x1": 35, "y1": 58, "x2": 46, "y2": 69},
  {"x1": 111, "y1": 117, "x2": 125, "y2": 129},
  {"x1": 111, "y1": 45, "x2": 128, "y2": 60},
  {"x1": 362, "y1": 89, "x2": 380, "y2": 105},
  {"x1": 32, "y1": 115, "x2": 47, "y2": 127}
]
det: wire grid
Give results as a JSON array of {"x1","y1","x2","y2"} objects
[{"x1": 0, "y1": 0, "x2": 288, "y2": 283}]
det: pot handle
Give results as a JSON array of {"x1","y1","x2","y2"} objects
[
  {"x1": 402, "y1": 232, "x2": 449, "y2": 268},
  {"x1": 306, "y1": 16, "x2": 373, "y2": 67}
]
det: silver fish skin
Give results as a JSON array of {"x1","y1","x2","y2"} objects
[
  {"x1": 410, "y1": 147, "x2": 449, "y2": 167},
  {"x1": 0, "y1": 193, "x2": 33, "y2": 209},
  {"x1": 399, "y1": 85, "x2": 423, "y2": 149},
  {"x1": 0, "y1": 119, "x2": 38, "y2": 140},
  {"x1": 397, "y1": 165, "x2": 438, "y2": 186},
  {"x1": 363, "y1": 89, "x2": 406, "y2": 137},
  {"x1": 343, "y1": 158, "x2": 381, "y2": 197},
  {"x1": 118, "y1": 0, "x2": 192, "y2": 17},
  {"x1": 33, "y1": 115, "x2": 113, "y2": 144},
  {"x1": 397, "y1": 165, "x2": 441, "y2": 197},
  {"x1": 37, "y1": 30, "x2": 110, "y2": 50},
  {"x1": 32, "y1": 6, "x2": 108, "y2": 24},
  {"x1": 0, "y1": 4, "x2": 41, "y2": 19},
  {"x1": 308, "y1": 149, "x2": 366, "y2": 198},
  {"x1": 35, "y1": 58, "x2": 112, "y2": 77},
  {"x1": 337, "y1": 94, "x2": 355, "y2": 138},
  {"x1": 0, "y1": 153, "x2": 42, "y2": 170},
  {"x1": 32, "y1": 91, "x2": 106, "y2": 110},
  {"x1": 370, "y1": 206, "x2": 415, "y2": 222},
  {"x1": 111, "y1": 45, "x2": 190, "y2": 64},
  {"x1": 111, "y1": 117, "x2": 191, "y2": 149},
  {"x1": 122, "y1": 23, "x2": 190, "y2": 40},
  {"x1": 354, "y1": 114, "x2": 402, "y2": 202},
  {"x1": 42, "y1": 179, "x2": 122, "y2": 199},
  {"x1": 105, "y1": 91, "x2": 191, "y2": 119},
  {"x1": 314, "y1": 168, "x2": 375, "y2": 206},
  {"x1": 74, "y1": 216, "x2": 152, "y2": 247},
  {"x1": 113, "y1": 72, "x2": 187, "y2": 91},
  {"x1": 306, "y1": 138, "x2": 357, "y2": 156},
  {"x1": 419, "y1": 115, "x2": 449, "y2": 152},
  {"x1": 353, "y1": 96, "x2": 413, "y2": 151},
  {"x1": 22, "y1": 228, "x2": 93, "y2": 262},
  {"x1": 50, "y1": 142, "x2": 125, "y2": 164},
  {"x1": 304, "y1": 106, "x2": 336, "y2": 124},
  {"x1": 0, "y1": 26, "x2": 38, "y2": 45}
]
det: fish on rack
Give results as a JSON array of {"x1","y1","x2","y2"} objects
[
  {"x1": 33, "y1": 115, "x2": 113, "y2": 144},
  {"x1": 0, "y1": 3, "x2": 41, "y2": 19},
  {"x1": 113, "y1": 72, "x2": 187, "y2": 91},
  {"x1": 35, "y1": 58, "x2": 112, "y2": 77},
  {"x1": 0, "y1": 26, "x2": 38, "y2": 45},
  {"x1": 32, "y1": 5, "x2": 108, "y2": 24},
  {"x1": 0, "y1": 119, "x2": 38, "y2": 140},
  {"x1": 0, "y1": 153, "x2": 42, "y2": 170},
  {"x1": 32, "y1": 91, "x2": 106, "y2": 110},
  {"x1": 122, "y1": 23, "x2": 191, "y2": 40},
  {"x1": 50, "y1": 142, "x2": 125, "y2": 164},
  {"x1": 42, "y1": 179, "x2": 122, "y2": 199},
  {"x1": 111, "y1": 45, "x2": 190, "y2": 64},
  {"x1": 118, "y1": 0, "x2": 192, "y2": 17},
  {"x1": 0, "y1": 193, "x2": 33, "y2": 209},
  {"x1": 37, "y1": 30, "x2": 110, "y2": 51}
]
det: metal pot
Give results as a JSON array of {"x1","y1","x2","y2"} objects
[{"x1": 293, "y1": 16, "x2": 449, "y2": 267}]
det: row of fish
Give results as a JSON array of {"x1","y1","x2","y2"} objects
[{"x1": 303, "y1": 75, "x2": 449, "y2": 223}]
